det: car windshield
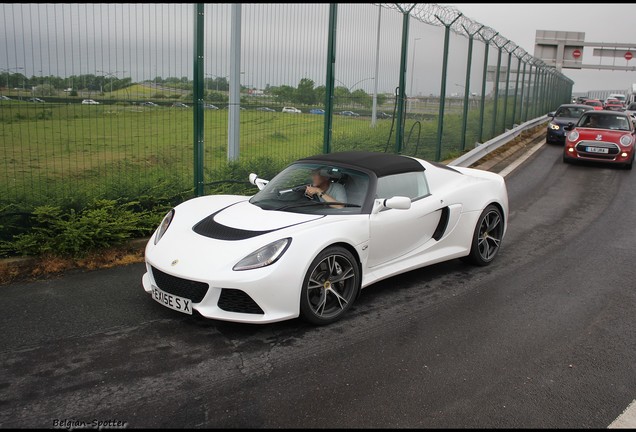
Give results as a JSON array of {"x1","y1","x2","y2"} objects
[
  {"x1": 555, "y1": 107, "x2": 590, "y2": 118},
  {"x1": 586, "y1": 101, "x2": 602, "y2": 106},
  {"x1": 628, "y1": 103, "x2": 636, "y2": 110},
  {"x1": 249, "y1": 163, "x2": 370, "y2": 215},
  {"x1": 578, "y1": 114, "x2": 631, "y2": 131}
]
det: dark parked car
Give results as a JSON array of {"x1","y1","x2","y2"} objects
[
  {"x1": 377, "y1": 111, "x2": 392, "y2": 119},
  {"x1": 27, "y1": 97, "x2": 45, "y2": 103},
  {"x1": 256, "y1": 107, "x2": 276, "y2": 112},
  {"x1": 339, "y1": 110, "x2": 360, "y2": 117},
  {"x1": 546, "y1": 104, "x2": 594, "y2": 145}
]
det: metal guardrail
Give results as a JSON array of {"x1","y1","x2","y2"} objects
[{"x1": 448, "y1": 115, "x2": 549, "y2": 168}]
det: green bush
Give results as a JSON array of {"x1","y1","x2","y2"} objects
[{"x1": 0, "y1": 200, "x2": 163, "y2": 258}]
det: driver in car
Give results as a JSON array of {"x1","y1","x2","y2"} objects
[{"x1": 304, "y1": 167, "x2": 347, "y2": 209}]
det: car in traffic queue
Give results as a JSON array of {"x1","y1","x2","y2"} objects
[
  {"x1": 583, "y1": 99, "x2": 604, "y2": 110},
  {"x1": 625, "y1": 102, "x2": 636, "y2": 121},
  {"x1": 143, "y1": 151, "x2": 509, "y2": 325},
  {"x1": 563, "y1": 110, "x2": 635, "y2": 170},
  {"x1": 546, "y1": 104, "x2": 594, "y2": 145},
  {"x1": 603, "y1": 100, "x2": 624, "y2": 112}
]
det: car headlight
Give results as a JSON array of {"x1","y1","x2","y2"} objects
[
  {"x1": 619, "y1": 134, "x2": 633, "y2": 147},
  {"x1": 233, "y1": 238, "x2": 291, "y2": 271},
  {"x1": 549, "y1": 122, "x2": 560, "y2": 130},
  {"x1": 567, "y1": 131, "x2": 579, "y2": 142},
  {"x1": 154, "y1": 209, "x2": 175, "y2": 245}
]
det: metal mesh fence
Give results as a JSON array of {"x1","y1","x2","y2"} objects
[{"x1": 0, "y1": 2, "x2": 574, "y2": 213}]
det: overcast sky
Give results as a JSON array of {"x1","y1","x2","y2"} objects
[
  {"x1": 444, "y1": 3, "x2": 636, "y2": 93},
  {"x1": 2, "y1": 3, "x2": 634, "y2": 96}
]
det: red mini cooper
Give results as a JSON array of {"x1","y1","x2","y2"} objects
[{"x1": 563, "y1": 110, "x2": 635, "y2": 170}]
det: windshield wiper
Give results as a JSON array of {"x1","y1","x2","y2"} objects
[{"x1": 276, "y1": 201, "x2": 361, "y2": 211}]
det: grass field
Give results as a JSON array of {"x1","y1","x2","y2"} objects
[{"x1": 0, "y1": 98, "x2": 505, "y2": 209}]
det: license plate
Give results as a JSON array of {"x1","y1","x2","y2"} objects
[
  {"x1": 586, "y1": 146, "x2": 609, "y2": 154},
  {"x1": 152, "y1": 286, "x2": 193, "y2": 315}
]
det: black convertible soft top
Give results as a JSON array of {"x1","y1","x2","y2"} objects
[{"x1": 298, "y1": 151, "x2": 424, "y2": 177}]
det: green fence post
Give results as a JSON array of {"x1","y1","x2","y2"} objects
[
  {"x1": 395, "y1": 8, "x2": 413, "y2": 154},
  {"x1": 323, "y1": 3, "x2": 337, "y2": 154},
  {"x1": 523, "y1": 62, "x2": 532, "y2": 122},
  {"x1": 460, "y1": 24, "x2": 483, "y2": 152},
  {"x1": 478, "y1": 31, "x2": 497, "y2": 143},
  {"x1": 517, "y1": 58, "x2": 527, "y2": 124},
  {"x1": 501, "y1": 49, "x2": 512, "y2": 132},
  {"x1": 435, "y1": 13, "x2": 462, "y2": 161},
  {"x1": 511, "y1": 54, "x2": 521, "y2": 126},
  {"x1": 532, "y1": 66, "x2": 541, "y2": 118},
  {"x1": 193, "y1": 3, "x2": 205, "y2": 197},
  {"x1": 491, "y1": 40, "x2": 509, "y2": 139}
]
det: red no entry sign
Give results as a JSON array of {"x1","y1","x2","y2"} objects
[
  {"x1": 625, "y1": 51, "x2": 633, "y2": 61},
  {"x1": 572, "y1": 49, "x2": 581, "y2": 59}
]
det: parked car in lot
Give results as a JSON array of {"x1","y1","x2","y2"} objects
[
  {"x1": 377, "y1": 111, "x2": 392, "y2": 119},
  {"x1": 309, "y1": 108, "x2": 325, "y2": 115},
  {"x1": 143, "y1": 150, "x2": 509, "y2": 325},
  {"x1": 563, "y1": 110, "x2": 634, "y2": 170},
  {"x1": 604, "y1": 100, "x2": 624, "y2": 112},
  {"x1": 282, "y1": 106, "x2": 301, "y2": 113},
  {"x1": 546, "y1": 104, "x2": 594, "y2": 145},
  {"x1": 583, "y1": 99, "x2": 604, "y2": 110},
  {"x1": 256, "y1": 107, "x2": 276, "y2": 112},
  {"x1": 141, "y1": 101, "x2": 159, "y2": 107},
  {"x1": 27, "y1": 97, "x2": 45, "y2": 103},
  {"x1": 339, "y1": 110, "x2": 360, "y2": 116},
  {"x1": 204, "y1": 104, "x2": 219, "y2": 110},
  {"x1": 81, "y1": 99, "x2": 100, "y2": 105},
  {"x1": 172, "y1": 102, "x2": 189, "y2": 108}
]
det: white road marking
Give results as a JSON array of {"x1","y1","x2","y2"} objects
[
  {"x1": 498, "y1": 141, "x2": 546, "y2": 178},
  {"x1": 609, "y1": 400, "x2": 636, "y2": 428}
]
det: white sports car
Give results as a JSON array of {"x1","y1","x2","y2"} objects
[{"x1": 142, "y1": 151, "x2": 509, "y2": 325}]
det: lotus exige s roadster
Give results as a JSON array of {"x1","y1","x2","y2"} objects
[{"x1": 142, "y1": 151, "x2": 509, "y2": 325}]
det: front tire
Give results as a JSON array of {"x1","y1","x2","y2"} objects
[
  {"x1": 299, "y1": 246, "x2": 360, "y2": 325},
  {"x1": 463, "y1": 204, "x2": 504, "y2": 266}
]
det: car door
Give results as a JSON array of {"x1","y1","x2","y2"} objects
[{"x1": 367, "y1": 171, "x2": 444, "y2": 268}]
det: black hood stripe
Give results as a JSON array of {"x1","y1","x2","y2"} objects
[{"x1": 192, "y1": 202, "x2": 324, "y2": 241}]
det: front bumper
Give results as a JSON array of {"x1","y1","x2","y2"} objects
[
  {"x1": 142, "y1": 257, "x2": 302, "y2": 324},
  {"x1": 564, "y1": 141, "x2": 634, "y2": 165},
  {"x1": 546, "y1": 128, "x2": 566, "y2": 144}
]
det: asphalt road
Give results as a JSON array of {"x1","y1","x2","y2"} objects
[{"x1": 1, "y1": 144, "x2": 635, "y2": 428}]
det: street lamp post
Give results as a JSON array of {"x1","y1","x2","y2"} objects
[
  {"x1": 96, "y1": 70, "x2": 127, "y2": 95},
  {"x1": 409, "y1": 37, "x2": 421, "y2": 95}
]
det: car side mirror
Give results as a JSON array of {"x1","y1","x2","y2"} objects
[
  {"x1": 248, "y1": 173, "x2": 269, "y2": 190},
  {"x1": 373, "y1": 196, "x2": 411, "y2": 214},
  {"x1": 547, "y1": 111, "x2": 555, "y2": 118},
  {"x1": 563, "y1": 122, "x2": 574, "y2": 131}
]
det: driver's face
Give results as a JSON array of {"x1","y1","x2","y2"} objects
[{"x1": 311, "y1": 173, "x2": 328, "y2": 187}]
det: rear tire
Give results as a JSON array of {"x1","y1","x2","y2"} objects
[{"x1": 463, "y1": 204, "x2": 504, "y2": 266}]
